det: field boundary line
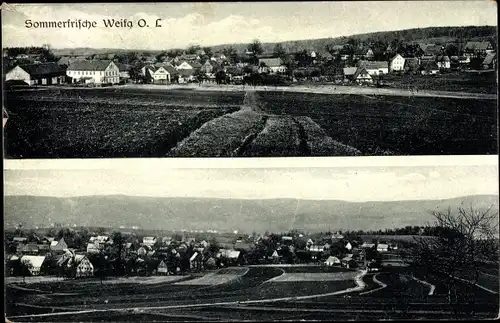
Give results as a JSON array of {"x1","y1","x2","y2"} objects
[
  {"x1": 8, "y1": 270, "x2": 368, "y2": 320},
  {"x1": 411, "y1": 276, "x2": 435, "y2": 295},
  {"x1": 359, "y1": 273, "x2": 387, "y2": 295},
  {"x1": 260, "y1": 268, "x2": 286, "y2": 285},
  {"x1": 480, "y1": 271, "x2": 499, "y2": 279},
  {"x1": 452, "y1": 275, "x2": 499, "y2": 295}
]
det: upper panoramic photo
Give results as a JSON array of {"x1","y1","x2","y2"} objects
[{"x1": 2, "y1": 2, "x2": 498, "y2": 158}]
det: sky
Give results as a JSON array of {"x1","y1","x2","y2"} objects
[
  {"x1": 3, "y1": 157, "x2": 498, "y2": 202},
  {"x1": 1, "y1": 1, "x2": 497, "y2": 50}
]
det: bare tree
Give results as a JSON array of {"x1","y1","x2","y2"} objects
[{"x1": 403, "y1": 204, "x2": 498, "y2": 313}]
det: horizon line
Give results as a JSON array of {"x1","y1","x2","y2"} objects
[{"x1": 13, "y1": 24, "x2": 497, "y2": 52}]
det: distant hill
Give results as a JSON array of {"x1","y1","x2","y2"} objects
[
  {"x1": 4, "y1": 195, "x2": 498, "y2": 233},
  {"x1": 49, "y1": 26, "x2": 497, "y2": 56}
]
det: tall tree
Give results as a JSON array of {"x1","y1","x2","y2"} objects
[
  {"x1": 403, "y1": 205, "x2": 498, "y2": 313},
  {"x1": 273, "y1": 43, "x2": 286, "y2": 59}
]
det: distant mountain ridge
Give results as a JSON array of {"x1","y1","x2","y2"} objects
[
  {"x1": 4, "y1": 195, "x2": 498, "y2": 233},
  {"x1": 50, "y1": 25, "x2": 497, "y2": 56}
]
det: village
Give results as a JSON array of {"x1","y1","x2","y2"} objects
[
  {"x1": 3, "y1": 37, "x2": 497, "y2": 89},
  {"x1": 4, "y1": 225, "x2": 408, "y2": 281}
]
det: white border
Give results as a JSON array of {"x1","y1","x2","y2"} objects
[{"x1": 3, "y1": 155, "x2": 498, "y2": 170}]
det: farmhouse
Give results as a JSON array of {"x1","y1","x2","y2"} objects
[
  {"x1": 190, "y1": 252, "x2": 203, "y2": 271},
  {"x1": 324, "y1": 256, "x2": 341, "y2": 266},
  {"x1": 359, "y1": 60, "x2": 389, "y2": 75},
  {"x1": 143, "y1": 237, "x2": 157, "y2": 247},
  {"x1": 5, "y1": 63, "x2": 66, "y2": 86},
  {"x1": 376, "y1": 243, "x2": 389, "y2": 252},
  {"x1": 436, "y1": 55, "x2": 451, "y2": 69},
  {"x1": 21, "y1": 244, "x2": 39, "y2": 255},
  {"x1": 50, "y1": 238, "x2": 68, "y2": 252},
  {"x1": 67, "y1": 60, "x2": 120, "y2": 85},
  {"x1": 352, "y1": 68, "x2": 373, "y2": 84},
  {"x1": 482, "y1": 52, "x2": 497, "y2": 70},
  {"x1": 157, "y1": 260, "x2": 169, "y2": 275},
  {"x1": 176, "y1": 61, "x2": 195, "y2": 70},
  {"x1": 72, "y1": 255, "x2": 94, "y2": 278},
  {"x1": 342, "y1": 67, "x2": 357, "y2": 81},
  {"x1": 421, "y1": 60, "x2": 439, "y2": 75},
  {"x1": 464, "y1": 41, "x2": 494, "y2": 56},
  {"x1": 86, "y1": 243, "x2": 100, "y2": 254},
  {"x1": 403, "y1": 57, "x2": 420, "y2": 72},
  {"x1": 258, "y1": 57, "x2": 287, "y2": 74},
  {"x1": 147, "y1": 65, "x2": 177, "y2": 84},
  {"x1": 20, "y1": 255, "x2": 46, "y2": 276},
  {"x1": 390, "y1": 54, "x2": 405, "y2": 72}
]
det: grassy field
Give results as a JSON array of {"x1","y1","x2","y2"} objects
[
  {"x1": 382, "y1": 71, "x2": 497, "y2": 95},
  {"x1": 257, "y1": 91, "x2": 497, "y2": 155},
  {"x1": 4, "y1": 87, "x2": 497, "y2": 157},
  {"x1": 4, "y1": 88, "x2": 243, "y2": 158},
  {"x1": 6, "y1": 265, "x2": 498, "y2": 321}
]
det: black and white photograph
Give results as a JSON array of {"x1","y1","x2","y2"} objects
[
  {"x1": 2, "y1": 1, "x2": 498, "y2": 158},
  {"x1": 3, "y1": 157, "x2": 499, "y2": 321}
]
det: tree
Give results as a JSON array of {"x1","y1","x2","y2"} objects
[
  {"x1": 247, "y1": 39, "x2": 264, "y2": 56},
  {"x1": 222, "y1": 47, "x2": 238, "y2": 63},
  {"x1": 111, "y1": 232, "x2": 125, "y2": 275},
  {"x1": 403, "y1": 205, "x2": 498, "y2": 314},
  {"x1": 273, "y1": 43, "x2": 286, "y2": 59},
  {"x1": 202, "y1": 47, "x2": 213, "y2": 58},
  {"x1": 186, "y1": 45, "x2": 201, "y2": 55}
]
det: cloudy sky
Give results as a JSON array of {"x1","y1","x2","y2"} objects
[
  {"x1": 4, "y1": 157, "x2": 498, "y2": 201},
  {"x1": 2, "y1": 1, "x2": 497, "y2": 50}
]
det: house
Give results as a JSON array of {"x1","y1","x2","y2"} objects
[
  {"x1": 137, "y1": 245, "x2": 150, "y2": 257},
  {"x1": 482, "y1": 52, "x2": 497, "y2": 70},
  {"x1": 345, "y1": 242, "x2": 353, "y2": 251},
  {"x1": 390, "y1": 54, "x2": 405, "y2": 72},
  {"x1": 150, "y1": 66, "x2": 177, "y2": 84},
  {"x1": 258, "y1": 57, "x2": 287, "y2": 74},
  {"x1": 20, "y1": 255, "x2": 46, "y2": 276},
  {"x1": 67, "y1": 60, "x2": 120, "y2": 85},
  {"x1": 341, "y1": 254, "x2": 357, "y2": 268},
  {"x1": 421, "y1": 60, "x2": 439, "y2": 75},
  {"x1": 190, "y1": 252, "x2": 203, "y2": 271},
  {"x1": 157, "y1": 260, "x2": 169, "y2": 275},
  {"x1": 6, "y1": 63, "x2": 66, "y2": 86},
  {"x1": 376, "y1": 243, "x2": 389, "y2": 252},
  {"x1": 342, "y1": 67, "x2": 357, "y2": 81},
  {"x1": 21, "y1": 244, "x2": 39, "y2": 255},
  {"x1": 13, "y1": 237, "x2": 28, "y2": 244},
  {"x1": 324, "y1": 256, "x2": 341, "y2": 266},
  {"x1": 178, "y1": 69, "x2": 196, "y2": 84},
  {"x1": 360, "y1": 242, "x2": 375, "y2": 249},
  {"x1": 201, "y1": 60, "x2": 214, "y2": 74},
  {"x1": 96, "y1": 236, "x2": 110, "y2": 244},
  {"x1": 72, "y1": 255, "x2": 94, "y2": 278},
  {"x1": 86, "y1": 243, "x2": 100, "y2": 254},
  {"x1": 217, "y1": 249, "x2": 243, "y2": 266},
  {"x1": 176, "y1": 61, "x2": 194, "y2": 70},
  {"x1": 359, "y1": 60, "x2": 388, "y2": 75},
  {"x1": 143, "y1": 237, "x2": 157, "y2": 247},
  {"x1": 464, "y1": 41, "x2": 494, "y2": 56},
  {"x1": 436, "y1": 55, "x2": 451, "y2": 69},
  {"x1": 50, "y1": 238, "x2": 68, "y2": 252},
  {"x1": 352, "y1": 68, "x2": 373, "y2": 84},
  {"x1": 365, "y1": 48, "x2": 374, "y2": 60},
  {"x1": 458, "y1": 56, "x2": 471, "y2": 65}
]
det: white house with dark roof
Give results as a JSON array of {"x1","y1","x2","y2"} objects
[
  {"x1": 258, "y1": 57, "x2": 287, "y2": 74},
  {"x1": 390, "y1": 54, "x2": 405, "y2": 72},
  {"x1": 66, "y1": 60, "x2": 120, "y2": 85},
  {"x1": 358, "y1": 60, "x2": 389, "y2": 75},
  {"x1": 20, "y1": 255, "x2": 46, "y2": 276}
]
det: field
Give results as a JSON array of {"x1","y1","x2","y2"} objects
[
  {"x1": 4, "y1": 86, "x2": 497, "y2": 157},
  {"x1": 256, "y1": 90, "x2": 497, "y2": 155},
  {"x1": 6, "y1": 265, "x2": 498, "y2": 321},
  {"x1": 382, "y1": 71, "x2": 498, "y2": 95}
]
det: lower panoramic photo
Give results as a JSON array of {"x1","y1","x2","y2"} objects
[{"x1": 4, "y1": 157, "x2": 499, "y2": 321}]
